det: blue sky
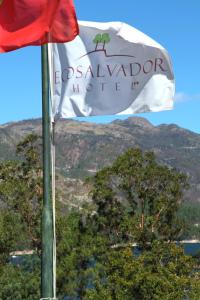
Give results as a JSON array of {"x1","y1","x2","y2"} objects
[{"x1": 0, "y1": 0, "x2": 199, "y2": 133}]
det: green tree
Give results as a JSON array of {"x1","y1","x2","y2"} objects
[
  {"x1": 93, "y1": 33, "x2": 111, "y2": 51},
  {"x1": 101, "y1": 33, "x2": 111, "y2": 50},
  {"x1": 93, "y1": 34, "x2": 102, "y2": 51},
  {"x1": 0, "y1": 265, "x2": 40, "y2": 300},
  {"x1": 0, "y1": 134, "x2": 42, "y2": 253},
  {"x1": 0, "y1": 134, "x2": 42, "y2": 299},
  {"x1": 0, "y1": 138, "x2": 199, "y2": 300},
  {"x1": 56, "y1": 208, "x2": 108, "y2": 300},
  {"x1": 0, "y1": 210, "x2": 23, "y2": 264},
  {"x1": 85, "y1": 241, "x2": 200, "y2": 300},
  {"x1": 89, "y1": 148, "x2": 188, "y2": 247},
  {"x1": 54, "y1": 148, "x2": 198, "y2": 299},
  {"x1": 178, "y1": 202, "x2": 200, "y2": 239}
]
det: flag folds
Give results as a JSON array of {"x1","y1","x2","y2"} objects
[
  {"x1": 0, "y1": 0, "x2": 79, "y2": 53},
  {"x1": 49, "y1": 21, "x2": 175, "y2": 119}
]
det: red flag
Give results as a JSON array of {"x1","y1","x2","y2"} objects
[{"x1": 0, "y1": 0, "x2": 79, "y2": 53}]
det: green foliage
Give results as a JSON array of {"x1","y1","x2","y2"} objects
[
  {"x1": 89, "y1": 148, "x2": 188, "y2": 246},
  {"x1": 86, "y1": 242, "x2": 200, "y2": 300},
  {"x1": 101, "y1": 33, "x2": 111, "y2": 44},
  {"x1": 56, "y1": 209, "x2": 108, "y2": 299},
  {"x1": 93, "y1": 33, "x2": 111, "y2": 48},
  {"x1": 0, "y1": 210, "x2": 24, "y2": 264},
  {"x1": 0, "y1": 265, "x2": 40, "y2": 300},
  {"x1": 93, "y1": 34, "x2": 102, "y2": 44},
  {"x1": 0, "y1": 139, "x2": 199, "y2": 299},
  {"x1": 0, "y1": 134, "x2": 42, "y2": 253},
  {"x1": 55, "y1": 149, "x2": 199, "y2": 299},
  {"x1": 0, "y1": 134, "x2": 42, "y2": 299},
  {"x1": 178, "y1": 202, "x2": 200, "y2": 239}
]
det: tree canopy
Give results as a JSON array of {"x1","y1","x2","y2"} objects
[
  {"x1": 93, "y1": 33, "x2": 111, "y2": 50},
  {"x1": 0, "y1": 138, "x2": 199, "y2": 299},
  {"x1": 89, "y1": 148, "x2": 188, "y2": 247}
]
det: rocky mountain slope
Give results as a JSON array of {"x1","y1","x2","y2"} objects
[{"x1": 1, "y1": 117, "x2": 200, "y2": 204}]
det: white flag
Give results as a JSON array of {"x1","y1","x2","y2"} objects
[{"x1": 49, "y1": 21, "x2": 175, "y2": 119}]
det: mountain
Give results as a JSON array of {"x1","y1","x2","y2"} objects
[{"x1": 1, "y1": 117, "x2": 200, "y2": 205}]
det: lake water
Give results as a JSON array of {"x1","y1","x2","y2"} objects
[
  {"x1": 182, "y1": 242, "x2": 200, "y2": 256},
  {"x1": 10, "y1": 243, "x2": 200, "y2": 268}
]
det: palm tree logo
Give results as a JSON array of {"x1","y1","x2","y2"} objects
[{"x1": 93, "y1": 33, "x2": 111, "y2": 51}]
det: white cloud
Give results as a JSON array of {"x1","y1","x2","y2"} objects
[{"x1": 175, "y1": 92, "x2": 200, "y2": 103}]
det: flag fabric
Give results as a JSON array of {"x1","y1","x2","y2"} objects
[
  {"x1": 0, "y1": 0, "x2": 79, "y2": 53},
  {"x1": 49, "y1": 21, "x2": 175, "y2": 119}
]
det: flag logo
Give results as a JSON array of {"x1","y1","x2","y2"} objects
[
  {"x1": 80, "y1": 33, "x2": 135, "y2": 59},
  {"x1": 93, "y1": 33, "x2": 111, "y2": 51},
  {"x1": 49, "y1": 21, "x2": 175, "y2": 118}
]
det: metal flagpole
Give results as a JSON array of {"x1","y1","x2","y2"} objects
[{"x1": 41, "y1": 44, "x2": 54, "y2": 299}]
